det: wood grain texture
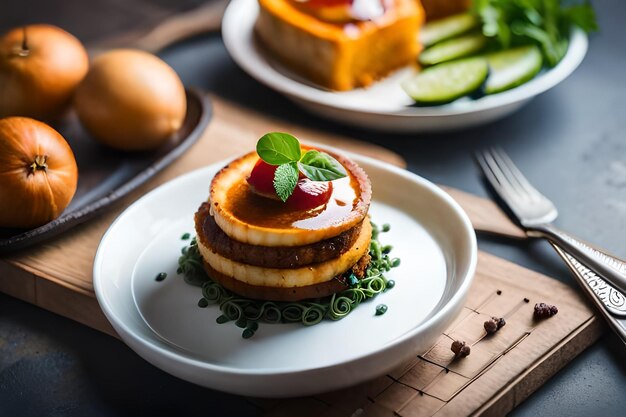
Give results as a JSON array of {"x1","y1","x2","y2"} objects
[
  {"x1": 0, "y1": 93, "x2": 593, "y2": 417},
  {"x1": 302, "y1": 252, "x2": 603, "y2": 417},
  {"x1": 2, "y1": 94, "x2": 521, "y2": 294},
  {"x1": 2, "y1": 95, "x2": 408, "y2": 294}
]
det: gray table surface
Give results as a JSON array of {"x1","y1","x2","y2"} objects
[{"x1": 1, "y1": 0, "x2": 625, "y2": 415}]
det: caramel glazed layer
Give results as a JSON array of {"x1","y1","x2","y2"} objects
[{"x1": 194, "y1": 202, "x2": 372, "y2": 301}]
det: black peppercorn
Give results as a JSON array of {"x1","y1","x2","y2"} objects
[
  {"x1": 534, "y1": 302, "x2": 558, "y2": 319},
  {"x1": 495, "y1": 316, "x2": 506, "y2": 329},
  {"x1": 484, "y1": 316, "x2": 506, "y2": 334},
  {"x1": 484, "y1": 319, "x2": 498, "y2": 334},
  {"x1": 450, "y1": 340, "x2": 471, "y2": 358},
  {"x1": 459, "y1": 344, "x2": 470, "y2": 358}
]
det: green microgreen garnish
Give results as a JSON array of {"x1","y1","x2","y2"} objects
[
  {"x1": 273, "y1": 162, "x2": 299, "y2": 202},
  {"x1": 256, "y1": 132, "x2": 347, "y2": 202},
  {"x1": 472, "y1": 0, "x2": 597, "y2": 67},
  {"x1": 298, "y1": 149, "x2": 348, "y2": 181},
  {"x1": 256, "y1": 132, "x2": 302, "y2": 164},
  {"x1": 177, "y1": 221, "x2": 398, "y2": 339}
]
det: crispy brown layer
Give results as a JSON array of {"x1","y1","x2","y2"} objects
[
  {"x1": 201, "y1": 253, "x2": 371, "y2": 302},
  {"x1": 209, "y1": 147, "x2": 372, "y2": 246},
  {"x1": 195, "y1": 201, "x2": 363, "y2": 269}
]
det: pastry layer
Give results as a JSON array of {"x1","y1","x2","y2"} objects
[
  {"x1": 210, "y1": 148, "x2": 371, "y2": 247},
  {"x1": 201, "y1": 256, "x2": 370, "y2": 301},
  {"x1": 197, "y1": 217, "x2": 372, "y2": 288},
  {"x1": 255, "y1": 0, "x2": 424, "y2": 91},
  {"x1": 195, "y1": 201, "x2": 363, "y2": 268}
]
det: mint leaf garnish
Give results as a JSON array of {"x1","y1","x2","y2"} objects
[
  {"x1": 298, "y1": 150, "x2": 347, "y2": 181},
  {"x1": 255, "y1": 133, "x2": 348, "y2": 202},
  {"x1": 257, "y1": 132, "x2": 302, "y2": 165},
  {"x1": 273, "y1": 162, "x2": 299, "y2": 202}
]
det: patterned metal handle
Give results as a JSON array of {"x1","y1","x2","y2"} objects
[
  {"x1": 559, "y1": 251, "x2": 626, "y2": 317},
  {"x1": 531, "y1": 224, "x2": 626, "y2": 295},
  {"x1": 551, "y1": 243, "x2": 626, "y2": 345}
]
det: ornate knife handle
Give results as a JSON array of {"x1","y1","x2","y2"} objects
[
  {"x1": 551, "y1": 244, "x2": 626, "y2": 345},
  {"x1": 529, "y1": 224, "x2": 626, "y2": 295},
  {"x1": 558, "y1": 249, "x2": 626, "y2": 317}
]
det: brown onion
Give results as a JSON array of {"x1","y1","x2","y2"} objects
[
  {"x1": 74, "y1": 49, "x2": 187, "y2": 151},
  {"x1": 0, "y1": 117, "x2": 78, "y2": 228},
  {"x1": 0, "y1": 24, "x2": 89, "y2": 121}
]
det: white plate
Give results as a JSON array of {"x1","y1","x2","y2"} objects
[
  {"x1": 94, "y1": 153, "x2": 477, "y2": 397},
  {"x1": 222, "y1": 0, "x2": 588, "y2": 132}
]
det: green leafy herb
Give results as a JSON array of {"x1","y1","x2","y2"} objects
[
  {"x1": 472, "y1": 0, "x2": 597, "y2": 67},
  {"x1": 256, "y1": 132, "x2": 302, "y2": 165},
  {"x1": 298, "y1": 150, "x2": 348, "y2": 181},
  {"x1": 177, "y1": 240, "x2": 206, "y2": 286},
  {"x1": 562, "y1": 3, "x2": 598, "y2": 33},
  {"x1": 177, "y1": 222, "x2": 398, "y2": 339},
  {"x1": 273, "y1": 162, "x2": 299, "y2": 202},
  {"x1": 255, "y1": 132, "x2": 348, "y2": 201}
]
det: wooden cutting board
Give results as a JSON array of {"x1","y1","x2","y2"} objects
[
  {"x1": 0, "y1": 95, "x2": 601, "y2": 416},
  {"x1": 255, "y1": 251, "x2": 601, "y2": 417}
]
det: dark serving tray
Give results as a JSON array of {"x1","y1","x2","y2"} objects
[{"x1": 0, "y1": 88, "x2": 212, "y2": 254}]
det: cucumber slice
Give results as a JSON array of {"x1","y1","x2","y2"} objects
[
  {"x1": 402, "y1": 58, "x2": 489, "y2": 105},
  {"x1": 420, "y1": 13, "x2": 481, "y2": 47},
  {"x1": 419, "y1": 33, "x2": 487, "y2": 66},
  {"x1": 484, "y1": 45, "x2": 543, "y2": 94}
]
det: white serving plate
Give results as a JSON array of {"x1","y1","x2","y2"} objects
[
  {"x1": 222, "y1": 0, "x2": 588, "y2": 133},
  {"x1": 93, "y1": 153, "x2": 477, "y2": 397}
]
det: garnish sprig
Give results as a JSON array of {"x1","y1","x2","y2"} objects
[
  {"x1": 472, "y1": 0, "x2": 597, "y2": 67},
  {"x1": 256, "y1": 132, "x2": 347, "y2": 202}
]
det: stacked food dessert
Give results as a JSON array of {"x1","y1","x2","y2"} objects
[
  {"x1": 194, "y1": 135, "x2": 372, "y2": 301},
  {"x1": 255, "y1": 0, "x2": 425, "y2": 90}
]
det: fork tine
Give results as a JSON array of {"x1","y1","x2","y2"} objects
[
  {"x1": 475, "y1": 151, "x2": 518, "y2": 202},
  {"x1": 486, "y1": 148, "x2": 529, "y2": 198},
  {"x1": 476, "y1": 148, "x2": 558, "y2": 227},
  {"x1": 475, "y1": 151, "x2": 501, "y2": 188},
  {"x1": 492, "y1": 147, "x2": 543, "y2": 200},
  {"x1": 480, "y1": 149, "x2": 526, "y2": 199}
]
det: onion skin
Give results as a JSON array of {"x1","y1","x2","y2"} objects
[
  {"x1": 0, "y1": 24, "x2": 89, "y2": 122},
  {"x1": 74, "y1": 49, "x2": 187, "y2": 151},
  {"x1": 0, "y1": 117, "x2": 78, "y2": 229}
]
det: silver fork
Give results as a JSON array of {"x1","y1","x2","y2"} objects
[
  {"x1": 476, "y1": 148, "x2": 626, "y2": 343},
  {"x1": 476, "y1": 148, "x2": 626, "y2": 295}
]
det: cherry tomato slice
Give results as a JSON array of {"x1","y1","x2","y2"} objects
[
  {"x1": 247, "y1": 159, "x2": 278, "y2": 198},
  {"x1": 248, "y1": 159, "x2": 333, "y2": 209},
  {"x1": 288, "y1": 179, "x2": 333, "y2": 210}
]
